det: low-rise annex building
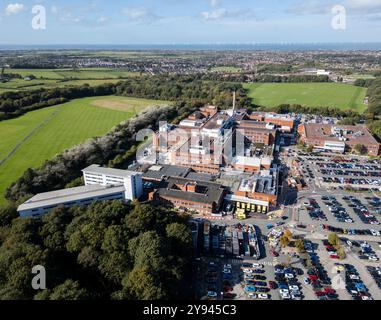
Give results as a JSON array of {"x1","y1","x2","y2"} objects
[
  {"x1": 298, "y1": 124, "x2": 380, "y2": 156},
  {"x1": 18, "y1": 165, "x2": 144, "y2": 218},
  {"x1": 17, "y1": 184, "x2": 128, "y2": 218}
]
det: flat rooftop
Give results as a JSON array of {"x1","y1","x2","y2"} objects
[
  {"x1": 156, "y1": 177, "x2": 225, "y2": 205},
  {"x1": 202, "y1": 112, "x2": 231, "y2": 130},
  {"x1": 82, "y1": 164, "x2": 140, "y2": 178},
  {"x1": 142, "y1": 164, "x2": 191, "y2": 181},
  {"x1": 303, "y1": 124, "x2": 379, "y2": 145},
  {"x1": 18, "y1": 184, "x2": 126, "y2": 212}
]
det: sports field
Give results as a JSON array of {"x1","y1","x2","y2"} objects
[
  {"x1": 244, "y1": 83, "x2": 368, "y2": 113},
  {"x1": 0, "y1": 96, "x2": 169, "y2": 206}
]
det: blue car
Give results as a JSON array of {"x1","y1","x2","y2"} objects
[
  {"x1": 223, "y1": 274, "x2": 233, "y2": 280},
  {"x1": 245, "y1": 286, "x2": 257, "y2": 292}
]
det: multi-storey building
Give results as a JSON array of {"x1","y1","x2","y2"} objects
[{"x1": 82, "y1": 164, "x2": 143, "y2": 200}]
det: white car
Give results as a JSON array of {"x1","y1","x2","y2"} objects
[
  {"x1": 207, "y1": 291, "x2": 217, "y2": 298},
  {"x1": 252, "y1": 263, "x2": 264, "y2": 269},
  {"x1": 279, "y1": 289, "x2": 289, "y2": 295},
  {"x1": 349, "y1": 275, "x2": 360, "y2": 280},
  {"x1": 243, "y1": 269, "x2": 253, "y2": 274},
  {"x1": 258, "y1": 294, "x2": 269, "y2": 300},
  {"x1": 291, "y1": 294, "x2": 302, "y2": 300},
  {"x1": 223, "y1": 268, "x2": 232, "y2": 274},
  {"x1": 368, "y1": 255, "x2": 379, "y2": 261},
  {"x1": 224, "y1": 264, "x2": 232, "y2": 269},
  {"x1": 362, "y1": 296, "x2": 373, "y2": 301},
  {"x1": 281, "y1": 293, "x2": 291, "y2": 300},
  {"x1": 289, "y1": 285, "x2": 299, "y2": 291},
  {"x1": 371, "y1": 230, "x2": 381, "y2": 236},
  {"x1": 285, "y1": 273, "x2": 294, "y2": 279},
  {"x1": 248, "y1": 293, "x2": 257, "y2": 299}
]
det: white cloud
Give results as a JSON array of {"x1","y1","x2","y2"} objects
[
  {"x1": 201, "y1": 8, "x2": 256, "y2": 21},
  {"x1": 287, "y1": 1, "x2": 331, "y2": 15},
  {"x1": 5, "y1": 3, "x2": 26, "y2": 15},
  {"x1": 123, "y1": 7, "x2": 161, "y2": 24},
  {"x1": 97, "y1": 16, "x2": 109, "y2": 24},
  {"x1": 288, "y1": 0, "x2": 381, "y2": 16},
  {"x1": 347, "y1": 0, "x2": 381, "y2": 10},
  {"x1": 51, "y1": 5, "x2": 59, "y2": 14},
  {"x1": 209, "y1": 0, "x2": 220, "y2": 7}
]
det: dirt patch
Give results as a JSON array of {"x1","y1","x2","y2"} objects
[{"x1": 90, "y1": 99, "x2": 139, "y2": 113}]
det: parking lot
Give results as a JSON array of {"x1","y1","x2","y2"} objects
[
  {"x1": 296, "y1": 152, "x2": 381, "y2": 191},
  {"x1": 298, "y1": 194, "x2": 381, "y2": 235}
]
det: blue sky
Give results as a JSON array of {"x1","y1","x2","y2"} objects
[{"x1": 0, "y1": 0, "x2": 380, "y2": 44}]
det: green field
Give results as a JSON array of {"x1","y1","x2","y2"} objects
[
  {"x1": 0, "y1": 68, "x2": 140, "y2": 93},
  {"x1": 0, "y1": 96, "x2": 170, "y2": 206},
  {"x1": 244, "y1": 83, "x2": 368, "y2": 113}
]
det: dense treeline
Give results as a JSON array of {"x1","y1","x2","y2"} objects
[
  {"x1": 114, "y1": 75, "x2": 251, "y2": 108},
  {"x1": 5, "y1": 103, "x2": 199, "y2": 204},
  {"x1": 200, "y1": 73, "x2": 330, "y2": 83},
  {"x1": 354, "y1": 78, "x2": 374, "y2": 88},
  {"x1": 250, "y1": 75, "x2": 330, "y2": 83},
  {"x1": 0, "y1": 75, "x2": 250, "y2": 121},
  {"x1": 0, "y1": 84, "x2": 116, "y2": 121},
  {"x1": 366, "y1": 78, "x2": 381, "y2": 116},
  {"x1": 263, "y1": 103, "x2": 361, "y2": 118},
  {"x1": 365, "y1": 78, "x2": 381, "y2": 141},
  {"x1": 0, "y1": 201, "x2": 193, "y2": 300}
]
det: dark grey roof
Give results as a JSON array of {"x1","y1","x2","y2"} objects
[
  {"x1": 185, "y1": 172, "x2": 214, "y2": 182},
  {"x1": 142, "y1": 164, "x2": 191, "y2": 181},
  {"x1": 156, "y1": 177, "x2": 225, "y2": 205}
]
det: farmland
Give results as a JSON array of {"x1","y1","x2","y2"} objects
[
  {"x1": 0, "y1": 68, "x2": 140, "y2": 93},
  {"x1": 0, "y1": 96, "x2": 170, "y2": 206},
  {"x1": 244, "y1": 83, "x2": 368, "y2": 113}
]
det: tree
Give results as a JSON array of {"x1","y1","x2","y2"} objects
[
  {"x1": 283, "y1": 229, "x2": 293, "y2": 241},
  {"x1": 0, "y1": 205, "x2": 18, "y2": 227},
  {"x1": 306, "y1": 145, "x2": 314, "y2": 153},
  {"x1": 279, "y1": 235, "x2": 290, "y2": 248},
  {"x1": 295, "y1": 239, "x2": 305, "y2": 253},
  {"x1": 328, "y1": 233, "x2": 340, "y2": 246},
  {"x1": 336, "y1": 246, "x2": 346, "y2": 260},
  {"x1": 123, "y1": 266, "x2": 165, "y2": 300},
  {"x1": 49, "y1": 280, "x2": 89, "y2": 300},
  {"x1": 354, "y1": 144, "x2": 366, "y2": 155}
]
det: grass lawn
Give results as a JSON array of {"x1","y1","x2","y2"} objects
[
  {"x1": 0, "y1": 96, "x2": 170, "y2": 206},
  {"x1": 243, "y1": 82, "x2": 368, "y2": 113},
  {"x1": 0, "y1": 68, "x2": 141, "y2": 93},
  {"x1": 0, "y1": 78, "x2": 123, "y2": 93},
  {"x1": 6, "y1": 68, "x2": 140, "y2": 79}
]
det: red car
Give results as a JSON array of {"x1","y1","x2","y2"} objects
[
  {"x1": 324, "y1": 288, "x2": 336, "y2": 294},
  {"x1": 330, "y1": 254, "x2": 339, "y2": 259},
  {"x1": 223, "y1": 286, "x2": 233, "y2": 293},
  {"x1": 270, "y1": 250, "x2": 279, "y2": 257},
  {"x1": 268, "y1": 281, "x2": 278, "y2": 289},
  {"x1": 315, "y1": 291, "x2": 326, "y2": 297},
  {"x1": 223, "y1": 293, "x2": 235, "y2": 299},
  {"x1": 308, "y1": 275, "x2": 318, "y2": 281}
]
